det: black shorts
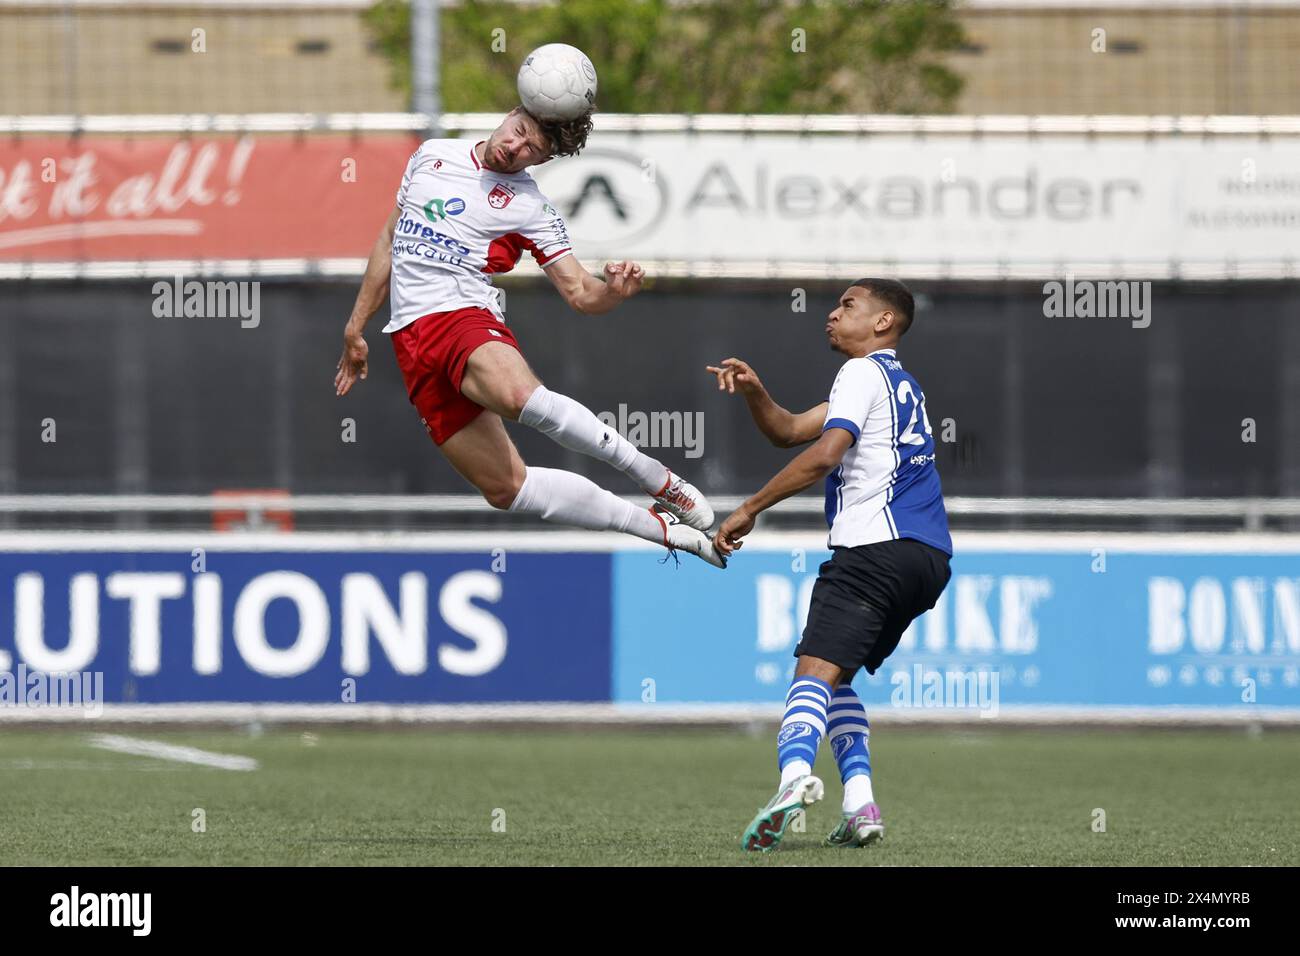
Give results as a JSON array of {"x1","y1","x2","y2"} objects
[{"x1": 794, "y1": 538, "x2": 952, "y2": 675}]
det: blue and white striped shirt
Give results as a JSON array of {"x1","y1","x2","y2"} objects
[{"x1": 822, "y1": 348, "x2": 952, "y2": 555}]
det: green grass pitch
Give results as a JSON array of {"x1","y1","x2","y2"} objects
[{"x1": 2, "y1": 726, "x2": 1296, "y2": 866}]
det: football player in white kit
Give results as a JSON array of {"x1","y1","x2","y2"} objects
[
  {"x1": 334, "y1": 107, "x2": 723, "y2": 567},
  {"x1": 708, "y1": 279, "x2": 953, "y2": 851}
]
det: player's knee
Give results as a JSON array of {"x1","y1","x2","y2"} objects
[
  {"x1": 501, "y1": 382, "x2": 542, "y2": 421},
  {"x1": 481, "y1": 476, "x2": 524, "y2": 511}
]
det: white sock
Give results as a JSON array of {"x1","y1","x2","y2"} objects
[
  {"x1": 518, "y1": 386, "x2": 670, "y2": 494},
  {"x1": 779, "y1": 759, "x2": 812, "y2": 787},
  {"x1": 508, "y1": 466, "x2": 665, "y2": 543},
  {"x1": 843, "y1": 774, "x2": 875, "y2": 811}
]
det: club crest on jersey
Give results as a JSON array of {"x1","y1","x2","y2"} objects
[{"x1": 487, "y1": 183, "x2": 516, "y2": 209}]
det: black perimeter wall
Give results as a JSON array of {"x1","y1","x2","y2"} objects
[{"x1": 2, "y1": 278, "x2": 1298, "y2": 499}]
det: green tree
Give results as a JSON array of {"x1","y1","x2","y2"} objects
[{"x1": 363, "y1": 0, "x2": 967, "y2": 115}]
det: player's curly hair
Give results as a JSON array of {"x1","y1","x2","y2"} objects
[
  {"x1": 532, "y1": 111, "x2": 594, "y2": 159},
  {"x1": 853, "y1": 278, "x2": 916, "y2": 335}
]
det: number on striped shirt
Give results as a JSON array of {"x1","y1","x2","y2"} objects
[{"x1": 895, "y1": 380, "x2": 932, "y2": 446}]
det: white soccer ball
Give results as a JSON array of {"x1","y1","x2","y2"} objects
[{"x1": 516, "y1": 43, "x2": 597, "y2": 122}]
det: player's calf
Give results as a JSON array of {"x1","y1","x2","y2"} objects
[
  {"x1": 739, "y1": 675, "x2": 833, "y2": 851},
  {"x1": 504, "y1": 467, "x2": 725, "y2": 568},
  {"x1": 824, "y1": 683, "x2": 884, "y2": 847}
]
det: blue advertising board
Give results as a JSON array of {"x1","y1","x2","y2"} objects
[
  {"x1": 0, "y1": 547, "x2": 610, "y2": 703},
  {"x1": 3, "y1": 534, "x2": 1298, "y2": 712},
  {"x1": 614, "y1": 539, "x2": 1300, "y2": 711}
]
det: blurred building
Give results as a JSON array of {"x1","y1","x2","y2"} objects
[
  {"x1": 1, "y1": 0, "x2": 404, "y2": 115},
  {"x1": 954, "y1": 0, "x2": 1300, "y2": 115},
  {"x1": 3, "y1": 0, "x2": 1299, "y2": 117}
]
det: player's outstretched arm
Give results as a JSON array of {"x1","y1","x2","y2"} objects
[
  {"x1": 336, "y1": 206, "x2": 400, "y2": 397},
  {"x1": 713, "y1": 428, "x2": 853, "y2": 556},
  {"x1": 706, "y1": 358, "x2": 827, "y2": 448},
  {"x1": 544, "y1": 255, "x2": 644, "y2": 315}
]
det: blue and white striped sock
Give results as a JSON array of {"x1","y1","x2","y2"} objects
[
  {"x1": 777, "y1": 676, "x2": 833, "y2": 786},
  {"x1": 828, "y1": 683, "x2": 875, "y2": 811}
]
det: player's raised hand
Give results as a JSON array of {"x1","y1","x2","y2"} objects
[
  {"x1": 706, "y1": 358, "x2": 765, "y2": 396},
  {"x1": 714, "y1": 507, "x2": 755, "y2": 557},
  {"x1": 335, "y1": 327, "x2": 369, "y2": 396},
  {"x1": 603, "y1": 260, "x2": 644, "y2": 300}
]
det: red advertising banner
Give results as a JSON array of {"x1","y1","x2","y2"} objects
[{"x1": 0, "y1": 134, "x2": 422, "y2": 261}]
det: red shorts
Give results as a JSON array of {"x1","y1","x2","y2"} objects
[{"x1": 390, "y1": 306, "x2": 522, "y2": 445}]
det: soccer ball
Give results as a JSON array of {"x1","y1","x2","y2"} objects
[{"x1": 516, "y1": 43, "x2": 597, "y2": 122}]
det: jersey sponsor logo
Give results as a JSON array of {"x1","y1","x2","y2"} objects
[
  {"x1": 777, "y1": 721, "x2": 813, "y2": 746},
  {"x1": 394, "y1": 241, "x2": 466, "y2": 266},
  {"x1": 422, "y1": 197, "x2": 466, "y2": 222},
  {"x1": 394, "y1": 215, "x2": 471, "y2": 258},
  {"x1": 487, "y1": 183, "x2": 516, "y2": 209},
  {"x1": 547, "y1": 216, "x2": 572, "y2": 247}
]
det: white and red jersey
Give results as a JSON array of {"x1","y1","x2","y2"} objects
[{"x1": 382, "y1": 138, "x2": 574, "y2": 334}]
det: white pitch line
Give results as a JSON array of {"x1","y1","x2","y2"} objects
[
  {"x1": 0, "y1": 758, "x2": 188, "y2": 772},
  {"x1": 87, "y1": 734, "x2": 258, "y2": 772}
]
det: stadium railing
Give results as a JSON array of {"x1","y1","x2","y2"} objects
[{"x1": 2, "y1": 495, "x2": 1299, "y2": 532}]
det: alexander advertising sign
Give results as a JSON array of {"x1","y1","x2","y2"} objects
[
  {"x1": 2, "y1": 130, "x2": 1297, "y2": 276},
  {"x1": 531, "y1": 133, "x2": 1300, "y2": 276}
]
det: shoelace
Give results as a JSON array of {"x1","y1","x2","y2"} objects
[
  {"x1": 659, "y1": 483, "x2": 696, "y2": 512},
  {"x1": 650, "y1": 508, "x2": 682, "y2": 568}
]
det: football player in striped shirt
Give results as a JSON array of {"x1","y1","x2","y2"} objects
[
  {"x1": 335, "y1": 107, "x2": 722, "y2": 567},
  {"x1": 708, "y1": 279, "x2": 953, "y2": 850}
]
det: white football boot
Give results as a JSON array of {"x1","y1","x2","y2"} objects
[
  {"x1": 649, "y1": 507, "x2": 726, "y2": 569},
  {"x1": 741, "y1": 775, "x2": 825, "y2": 852},
  {"x1": 650, "y1": 471, "x2": 715, "y2": 532},
  {"x1": 826, "y1": 802, "x2": 885, "y2": 847}
]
